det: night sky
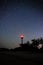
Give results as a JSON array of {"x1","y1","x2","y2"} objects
[{"x1": 0, "y1": 0, "x2": 43, "y2": 48}]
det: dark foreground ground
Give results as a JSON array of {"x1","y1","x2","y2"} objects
[{"x1": 0, "y1": 51, "x2": 43, "y2": 65}]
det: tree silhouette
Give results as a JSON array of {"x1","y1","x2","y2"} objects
[
  {"x1": 31, "y1": 38, "x2": 43, "y2": 49},
  {"x1": 26, "y1": 41, "x2": 30, "y2": 45},
  {"x1": 39, "y1": 38, "x2": 43, "y2": 44},
  {"x1": 31, "y1": 39, "x2": 38, "y2": 47}
]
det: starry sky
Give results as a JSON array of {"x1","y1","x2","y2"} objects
[{"x1": 0, "y1": 0, "x2": 43, "y2": 48}]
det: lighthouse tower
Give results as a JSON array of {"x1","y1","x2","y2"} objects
[{"x1": 20, "y1": 35, "x2": 24, "y2": 44}]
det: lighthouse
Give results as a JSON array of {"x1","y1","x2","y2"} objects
[{"x1": 20, "y1": 35, "x2": 24, "y2": 44}]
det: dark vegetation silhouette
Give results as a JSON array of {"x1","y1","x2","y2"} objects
[
  {"x1": 0, "y1": 38, "x2": 43, "y2": 53},
  {"x1": 14, "y1": 38, "x2": 43, "y2": 53},
  {"x1": 0, "y1": 38, "x2": 43, "y2": 65},
  {"x1": 0, "y1": 48, "x2": 9, "y2": 52}
]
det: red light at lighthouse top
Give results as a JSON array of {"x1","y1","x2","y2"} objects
[{"x1": 20, "y1": 35, "x2": 24, "y2": 39}]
